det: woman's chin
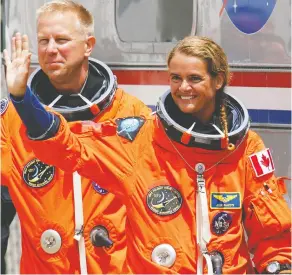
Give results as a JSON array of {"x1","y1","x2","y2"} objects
[{"x1": 178, "y1": 104, "x2": 197, "y2": 115}]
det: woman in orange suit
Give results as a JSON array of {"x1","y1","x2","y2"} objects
[{"x1": 5, "y1": 34, "x2": 291, "y2": 274}]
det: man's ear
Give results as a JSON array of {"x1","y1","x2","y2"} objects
[
  {"x1": 84, "y1": 36, "x2": 96, "y2": 57},
  {"x1": 215, "y1": 73, "x2": 224, "y2": 90}
]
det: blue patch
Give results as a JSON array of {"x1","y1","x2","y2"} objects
[
  {"x1": 223, "y1": 0, "x2": 276, "y2": 34},
  {"x1": 211, "y1": 192, "x2": 241, "y2": 209},
  {"x1": 212, "y1": 212, "x2": 232, "y2": 235},
  {"x1": 92, "y1": 182, "x2": 108, "y2": 195},
  {"x1": 0, "y1": 98, "x2": 9, "y2": 116},
  {"x1": 116, "y1": 117, "x2": 145, "y2": 141}
]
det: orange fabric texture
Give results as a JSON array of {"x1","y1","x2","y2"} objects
[
  {"x1": 0, "y1": 88, "x2": 151, "y2": 274},
  {"x1": 23, "y1": 113, "x2": 292, "y2": 274}
]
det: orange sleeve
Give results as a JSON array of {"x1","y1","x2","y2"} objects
[
  {"x1": 20, "y1": 112, "x2": 144, "y2": 196},
  {"x1": 243, "y1": 131, "x2": 291, "y2": 273}
]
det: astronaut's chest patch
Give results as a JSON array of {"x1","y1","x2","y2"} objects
[
  {"x1": 116, "y1": 117, "x2": 145, "y2": 141},
  {"x1": 211, "y1": 192, "x2": 241, "y2": 209},
  {"x1": 146, "y1": 185, "x2": 183, "y2": 216},
  {"x1": 211, "y1": 212, "x2": 232, "y2": 235},
  {"x1": 23, "y1": 159, "x2": 55, "y2": 188}
]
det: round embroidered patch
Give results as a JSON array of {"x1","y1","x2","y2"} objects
[
  {"x1": 147, "y1": 185, "x2": 183, "y2": 216},
  {"x1": 0, "y1": 98, "x2": 9, "y2": 116},
  {"x1": 212, "y1": 212, "x2": 232, "y2": 235},
  {"x1": 92, "y1": 182, "x2": 108, "y2": 195},
  {"x1": 23, "y1": 159, "x2": 55, "y2": 188}
]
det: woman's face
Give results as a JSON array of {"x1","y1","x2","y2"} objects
[{"x1": 168, "y1": 52, "x2": 223, "y2": 123}]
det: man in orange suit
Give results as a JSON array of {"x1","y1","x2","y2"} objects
[{"x1": 1, "y1": 0, "x2": 150, "y2": 273}]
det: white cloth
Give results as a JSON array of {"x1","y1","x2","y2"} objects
[
  {"x1": 73, "y1": 172, "x2": 88, "y2": 274},
  {"x1": 196, "y1": 174, "x2": 213, "y2": 275}
]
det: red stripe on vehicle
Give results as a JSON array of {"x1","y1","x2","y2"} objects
[
  {"x1": 113, "y1": 70, "x2": 169, "y2": 85},
  {"x1": 113, "y1": 70, "x2": 292, "y2": 88}
]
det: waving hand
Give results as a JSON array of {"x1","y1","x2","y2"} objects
[{"x1": 3, "y1": 33, "x2": 32, "y2": 97}]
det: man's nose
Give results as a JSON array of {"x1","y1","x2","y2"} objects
[
  {"x1": 46, "y1": 39, "x2": 58, "y2": 54},
  {"x1": 179, "y1": 79, "x2": 191, "y2": 91}
]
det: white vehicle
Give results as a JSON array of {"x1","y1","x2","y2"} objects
[{"x1": 1, "y1": 0, "x2": 291, "y2": 273}]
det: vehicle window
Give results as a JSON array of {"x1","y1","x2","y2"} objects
[{"x1": 115, "y1": 0, "x2": 193, "y2": 42}]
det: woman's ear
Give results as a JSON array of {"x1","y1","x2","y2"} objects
[
  {"x1": 84, "y1": 36, "x2": 96, "y2": 57},
  {"x1": 215, "y1": 73, "x2": 224, "y2": 90}
]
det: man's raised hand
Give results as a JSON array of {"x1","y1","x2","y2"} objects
[{"x1": 3, "y1": 33, "x2": 31, "y2": 97}]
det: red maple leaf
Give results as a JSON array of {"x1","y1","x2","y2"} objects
[{"x1": 260, "y1": 154, "x2": 270, "y2": 169}]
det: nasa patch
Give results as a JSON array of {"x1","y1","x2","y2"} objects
[
  {"x1": 23, "y1": 159, "x2": 55, "y2": 188},
  {"x1": 0, "y1": 98, "x2": 9, "y2": 116},
  {"x1": 147, "y1": 185, "x2": 183, "y2": 216},
  {"x1": 92, "y1": 182, "x2": 108, "y2": 195},
  {"x1": 116, "y1": 117, "x2": 145, "y2": 141},
  {"x1": 212, "y1": 212, "x2": 232, "y2": 235}
]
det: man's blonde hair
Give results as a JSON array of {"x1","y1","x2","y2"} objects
[{"x1": 36, "y1": 0, "x2": 94, "y2": 36}]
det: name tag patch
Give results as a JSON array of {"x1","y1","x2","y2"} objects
[{"x1": 211, "y1": 192, "x2": 241, "y2": 209}]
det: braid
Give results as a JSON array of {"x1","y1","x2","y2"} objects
[
  {"x1": 220, "y1": 103, "x2": 228, "y2": 140},
  {"x1": 220, "y1": 96, "x2": 235, "y2": 151}
]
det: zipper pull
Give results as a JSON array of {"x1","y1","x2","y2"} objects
[
  {"x1": 195, "y1": 163, "x2": 206, "y2": 192},
  {"x1": 195, "y1": 163, "x2": 205, "y2": 175}
]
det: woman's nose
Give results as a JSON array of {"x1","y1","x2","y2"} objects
[{"x1": 179, "y1": 79, "x2": 191, "y2": 91}]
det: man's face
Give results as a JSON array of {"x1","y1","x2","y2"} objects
[{"x1": 37, "y1": 11, "x2": 89, "y2": 84}]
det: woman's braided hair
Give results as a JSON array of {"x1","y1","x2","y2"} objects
[{"x1": 167, "y1": 36, "x2": 234, "y2": 150}]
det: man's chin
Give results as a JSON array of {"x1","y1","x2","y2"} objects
[{"x1": 47, "y1": 71, "x2": 65, "y2": 81}]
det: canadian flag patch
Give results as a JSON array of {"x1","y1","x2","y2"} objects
[{"x1": 249, "y1": 148, "x2": 275, "y2": 177}]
